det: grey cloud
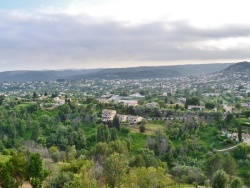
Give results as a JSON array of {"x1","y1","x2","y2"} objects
[{"x1": 0, "y1": 10, "x2": 250, "y2": 71}]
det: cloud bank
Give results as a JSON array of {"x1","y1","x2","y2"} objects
[{"x1": 1, "y1": 3, "x2": 250, "y2": 71}]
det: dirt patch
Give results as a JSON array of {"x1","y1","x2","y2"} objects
[{"x1": 21, "y1": 181, "x2": 32, "y2": 188}]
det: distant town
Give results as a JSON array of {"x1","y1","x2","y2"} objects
[{"x1": 0, "y1": 62, "x2": 250, "y2": 187}]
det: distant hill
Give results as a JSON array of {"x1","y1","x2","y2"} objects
[
  {"x1": 0, "y1": 63, "x2": 233, "y2": 82},
  {"x1": 223, "y1": 61, "x2": 250, "y2": 72},
  {"x1": 0, "y1": 69, "x2": 100, "y2": 82},
  {"x1": 73, "y1": 66, "x2": 182, "y2": 79},
  {"x1": 72, "y1": 63, "x2": 233, "y2": 80}
]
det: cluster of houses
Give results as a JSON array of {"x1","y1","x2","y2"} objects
[
  {"x1": 222, "y1": 130, "x2": 250, "y2": 146},
  {"x1": 222, "y1": 104, "x2": 244, "y2": 119},
  {"x1": 241, "y1": 102, "x2": 250, "y2": 109},
  {"x1": 54, "y1": 97, "x2": 66, "y2": 106},
  {"x1": 98, "y1": 95, "x2": 139, "y2": 107},
  {"x1": 102, "y1": 109, "x2": 142, "y2": 125}
]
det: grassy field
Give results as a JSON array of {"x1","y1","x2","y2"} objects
[
  {"x1": 129, "y1": 133, "x2": 148, "y2": 151},
  {"x1": 128, "y1": 122, "x2": 165, "y2": 135},
  {"x1": 124, "y1": 122, "x2": 165, "y2": 151},
  {"x1": 83, "y1": 124, "x2": 97, "y2": 136}
]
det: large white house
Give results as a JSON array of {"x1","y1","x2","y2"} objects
[
  {"x1": 54, "y1": 97, "x2": 65, "y2": 106},
  {"x1": 102, "y1": 109, "x2": 116, "y2": 122},
  {"x1": 127, "y1": 115, "x2": 143, "y2": 125}
]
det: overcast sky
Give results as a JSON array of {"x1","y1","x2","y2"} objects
[{"x1": 1, "y1": 0, "x2": 250, "y2": 71}]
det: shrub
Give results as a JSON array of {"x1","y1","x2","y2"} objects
[
  {"x1": 139, "y1": 125, "x2": 146, "y2": 133},
  {"x1": 121, "y1": 127, "x2": 130, "y2": 134}
]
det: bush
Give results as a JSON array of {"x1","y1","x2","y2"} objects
[
  {"x1": 139, "y1": 125, "x2": 146, "y2": 133},
  {"x1": 230, "y1": 177, "x2": 243, "y2": 188},
  {"x1": 87, "y1": 134, "x2": 96, "y2": 143},
  {"x1": 226, "y1": 139, "x2": 233, "y2": 144},
  {"x1": 2, "y1": 149, "x2": 11, "y2": 156},
  {"x1": 121, "y1": 127, "x2": 130, "y2": 134}
]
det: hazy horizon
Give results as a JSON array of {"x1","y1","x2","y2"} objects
[
  {"x1": 1, "y1": 0, "x2": 250, "y2": 71},
  {"x1": 0, "y1": 61, "x2": 238, "y2": 73}
]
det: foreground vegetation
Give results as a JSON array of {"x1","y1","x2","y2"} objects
[{"x1": 0, "y1": 92, "x2": 249, "y2": 188}]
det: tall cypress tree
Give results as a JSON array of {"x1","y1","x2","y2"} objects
[
  {"x1": 97, "y1": 124, "x2": 110, "y2": 143},
  {"x1": 238, "y1": 123, "x2": 242, "y2": 142},
  {"x1": 110, "y1": 128, "x2": 118, "y2": 141},
  {"x1": 113, "y1": 115, "x2": 120, "y2": 131}
]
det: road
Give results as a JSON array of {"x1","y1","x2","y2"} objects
[{"x1": 215, "y1": 145, "x2": 237, "y2": 152}]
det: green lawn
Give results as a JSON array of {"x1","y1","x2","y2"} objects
[
  {"x1": 128, "y1": 123, "x2": 165, "y2": 135},
  {"x1": 122, "y1": 122, "x2": 165, "y2": 151},
  {"x1": 129, "y1": 133, "x2": 148, "y2": 151},
  {"x1": 83, "y1": 124, "x2": 97, "y2": 136}
]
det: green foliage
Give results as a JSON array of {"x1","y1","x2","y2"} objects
[
  {"x1": 238, "y1": 123, "x2": 242, "y2": 142},
  {"x1": 204, "y1": 179, "x2": 210, "y2": 188},
  {"x1": 172, "y1": 165, "x2": 206, "y2": 185},
  {"x1": 46, "y1": 171, "x2": 74, "y2": 188},
  {"x1": 132, "y1": 154, "x2": 145, "y2": 167},
  {"x1": 185, "y1": 96, "x2": 200, "y2": 109},
  {"x1": 128, "y1": 133, "x2": 147, "y2": 151},
  {"x1": 90, "y1": 140, "x2": 129, "y2": 161},
  {"x1": 120, "y1": 126, "x2": 130, "y2": 134},
  {"x1": 0, "y1": 154, "x2": 10, "y2": 164},
  {"x1": 8, "y1": 152, "x2": 27, "y2": 187},
  {"x1": 103, "y1": 153, "x2": 129, "y2": 188},
  {"x1": 212, "y1": 169, "x2": 229, "y2": 188},
  {"x1": 27, "y1": 103, "x2": 39, "y2": 113},
  {"x1": 28, "y1": 153, "x2": 44, "y2": 182},
  {"x1": 222, "y1": 154, "x2": 237, "y2": 176},
  {"x1": 110, "y1": 127, "x2": 118, "y2": 141},
  {"x1": 136, "y1": 148, "x2": 160, "y2": 168},
  {"x1": 205, "y1": 153, "x2": 236, "y2": 179},
  {"x1": 0, "y1": 162, "x2": 16, "y2": 188},
  {"x1": 133, "y1": 167, "x2": 174, "y2": 188},
  {"x1": 243, "y1": 110, "x2": 250, "y2": 118},
  {"x1": 0, "y1": 94, "x2": 248, "y2": 187},
  {"x1": 225, "y1": 113, "x2": 234, "y2": 124},
  {"x1": 63, "y1": 160, "x2": 98, "y2": 188},
  {"x1": 233, "y1": 143, "x2": 250, "y2": 159},
  {"x1": 113, "y1": 115, "x2": 120, "y2": 131},
  {"x1": 96, "y1": 124, "x2": 110, "y2": 143},
  {"x1": 230, "y1": 177, "x2": 244, "y2": 188},
  {"x1": 30, "y1": 177, "x2": 42, "y2": 188},
  {"x1": 205, "y1": 102, "x2": 215, "y2": 110},
  {"x1": 49, "y1": 146, "x2": 60, "y2": 162},
  {"x1": 0, "y1": 95, "x2": 5, "y2": 105},
  {"x1": 235, "y1": 103, "x2": 241, "y2": 109},
  {"x1": 0, "y1": 152, "x2": 29, "y2": 188},
  {"x1": 139, "y1": 125, "x2": 146, "y2": 133}
]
